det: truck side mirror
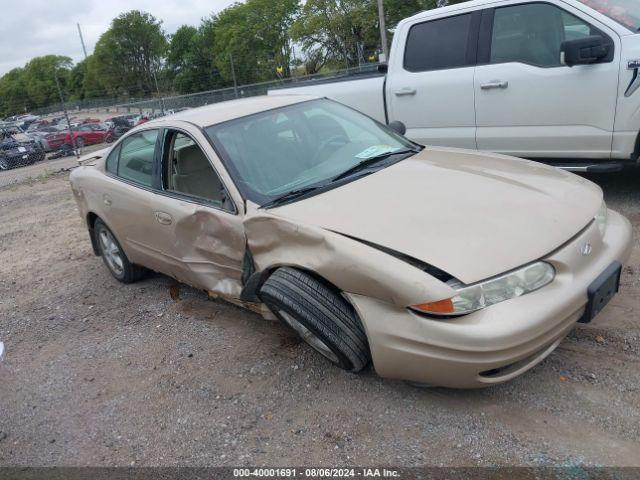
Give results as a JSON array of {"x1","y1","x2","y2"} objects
[
  {"x1": 389, "y1": 121, "x2": 406, "y2": 136},
  {"x1": 561, "y1": 36, "x2": 608, "y2": 66}
]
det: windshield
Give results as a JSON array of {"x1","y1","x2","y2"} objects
[
  {"x1": 205, "y1": 99, "x2": 417, "y2": 205},
  {"x1": 577, "y1": 0, "x2": 640, "y2": 31}
]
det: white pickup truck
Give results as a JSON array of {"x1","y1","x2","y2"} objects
[{"x1": 271, "y1": 0, "x2": 640, "y2": 171}]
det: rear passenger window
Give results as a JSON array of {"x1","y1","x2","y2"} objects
[
  {"x1": 117, "y1": 130, "x2": 158, "y2": 187},
  {"x1": 105, "y1": 144, "x2": 120, "y2": 174},
  {"x1": 404, "y1": 14, "x2": 474, "y2": 72}
]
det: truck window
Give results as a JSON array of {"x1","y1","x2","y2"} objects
[
  {"x1": 490, "y1": 3, "x2": 605, "y2": 67},
  {"x1": 404, "y1": 14, "x2": 474, "y2": 72}
]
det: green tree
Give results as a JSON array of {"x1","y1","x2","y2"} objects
[
  {"x1": 211, "y1": 0, "x2": 299, "y2": 86},
  {"x1": 68, "y1": 59, "x2": 88, "y2": 100},
  {"x1": 0, "y1": 68, "x2": 29, "y2": 117},
  {"x1": 92, "y1": 10, "x2": 167, "y2": 97},
  {"x1": 166, "y1": 23, "x2": 224, "y2": 94},
  {"x1": 291, "y1": 0, "x2": 437, "y2": 70},
  {"x1": 22, "y1": 55, "x2": 73, "y2": 109}
]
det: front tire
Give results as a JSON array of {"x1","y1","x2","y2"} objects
[
  {"x1": 94, "y1": 219, "x2": 144, "y2": 283},
  {"x1": 260, "y1": 267, "x2": 370, "y2": 372}
]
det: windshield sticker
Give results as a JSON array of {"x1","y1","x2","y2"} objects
[{"x1": 355, "y1": 145, "x2": 400, "y2": 160}]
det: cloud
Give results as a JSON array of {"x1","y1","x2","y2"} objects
[{"x1": 0, "y1": 0, "x2": 238, "y2": 75}]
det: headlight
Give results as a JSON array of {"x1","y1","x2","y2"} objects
[
  {"x1": 411, "y1": 261, "x2": 555, "y2": 317},
  {"x1": 596, "y1": 200, "x2": 607, "y2": 238}
]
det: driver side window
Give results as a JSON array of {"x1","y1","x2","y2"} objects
[
  {"x1": 490, "y1": 3, "x2": 606, "y2": 67},
  {"x1": 162, "y1": 130, "x2": 232, "y2": 211}
]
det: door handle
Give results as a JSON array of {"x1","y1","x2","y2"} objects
[
  {"x1": 394, "y1": 87, "x2": 417, "y2": 96},
  {"x1": 480, "y1": 80, "x2": 509, "y2": 90},
  {"x1": 103, "y1": 195, "x2": 112, "y2": 206},
  {"x1": 155, "y1": 211, "x2": 173, "y2": 225}
]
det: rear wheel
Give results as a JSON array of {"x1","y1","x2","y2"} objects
[
  {"x1": 0, "y1": 158, "x2": 8, "y2": 170},
  {"x1": 260, "y1": 267, "x2": 370, "y2": 372},
  {"x1": 94, "y1": 219, "x2": 144, "y2": 283}
]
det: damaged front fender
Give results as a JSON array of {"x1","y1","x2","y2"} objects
[{"x1": 244, "y1": 210, "x2": 455, "y2": 308}]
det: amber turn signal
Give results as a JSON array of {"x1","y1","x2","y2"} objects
[{"x1": 411, "y1": 298, "x2": 454, "y2": 314}]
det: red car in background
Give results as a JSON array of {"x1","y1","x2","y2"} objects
[{"x1": 45, "y1": 124, "x2": 108, "y2": 150}]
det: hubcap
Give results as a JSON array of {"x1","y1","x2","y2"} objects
[
  {"x1": 99, "y1": 229, "x2": 124, "y2": 276},
  {"x1": 279, "y1": 311, "x2": 339, "y2": 364}
]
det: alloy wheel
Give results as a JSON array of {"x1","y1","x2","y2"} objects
[
  {"x1": 98, "y1": 229, "x2": 124, "y2": 277},
  {"x1": 279, "y1": 310, "x2": 340, "y2": 364}
]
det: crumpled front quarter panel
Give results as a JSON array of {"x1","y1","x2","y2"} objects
[{"x1": 244, "y1": 211, "x2": 454, "y2": 308}]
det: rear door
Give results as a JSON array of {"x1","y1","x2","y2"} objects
[
  {"x1": 386, "y1": 10, "x2": 480, "y2": 149},
  {"x1": 100, "y1": 128, "x2": 174, "y2": 274},
  {"x1": 474, "y1": 1, "x2": 620, "y2": 159}
]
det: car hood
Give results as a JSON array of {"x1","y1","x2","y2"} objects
[{"x1": 270, "y1": 147, "x2": 602, "y2": 284}]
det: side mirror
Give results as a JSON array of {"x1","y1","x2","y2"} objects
[
  {"x1": 389, "y1": 120, "x2": 406, "y2": 136},
  {"x1": 561, "y1": 36, "x2": 608, "y2": 66}
]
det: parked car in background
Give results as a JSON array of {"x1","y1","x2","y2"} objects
[
  {"x1": 69, "y1": 96, "x2": 632, "y2": 388},
  {"x1": 28, "y1": 125, "x2": 66, "y2": 152},
  {"x1": 0, "y1": 341, "x2": 4, "y2": 362},
  {"x1": 272, "y1": 0, "x2": 640, "y2": 172},
  {"x1": 0, "y1": 135, "x2": 42, "y2": 170},
  {"x1": 45, "y1": 124, "x2": 108, "y2": 150}
]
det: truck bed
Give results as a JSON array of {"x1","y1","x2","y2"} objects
[{"x1": 268, "y1": 72, "x2": 387, "y2": 124}]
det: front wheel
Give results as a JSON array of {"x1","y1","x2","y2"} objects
[
  {"x1": 94, "y1": 219, "x2": 145, "y2": 283},
  {"x1": 260, "y1": 267, "x2": 371, "y2": 372},
  {"x1": 0, "y1": 158, "x2": 8, "y2": 170}
]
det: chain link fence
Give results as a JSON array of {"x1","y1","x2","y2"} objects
[{"x1": 37, "y1": 63, "x2": 381, "y2": 116}]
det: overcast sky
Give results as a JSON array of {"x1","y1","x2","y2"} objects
[{"x1": 0, "y1": 0, "x2": 239, "y2": 76}]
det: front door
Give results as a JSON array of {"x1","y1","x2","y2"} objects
[
  {"x1": 150, "y1": 127, "x2": 246, "y2": 298},
  {"x1": 474, "y1": 1, "x2": 620, "y2": 159},
  {"x1": 386, "y1": 11, "x2": 480, "y2": 149}
]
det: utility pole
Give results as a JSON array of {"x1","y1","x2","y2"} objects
[
  {"x1": 77, "y1": 23, "x2": 88, "y2": 59},
  {"x1": 152, "y1": 70, "x2": 165, "y2": 115},
  {"x1": 54, "y1": 70, "x2": 79, "y2": 159},
  {"x1": 377, "y1": 0, "x2": 389, "y2": 63},
  {"x1": 229, "y1": 53, "x2": 239, "y2": 99}
]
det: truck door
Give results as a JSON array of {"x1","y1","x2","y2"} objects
[
  {"x1": 474, "y1": 1, "x2": 620, "y2": 159},
  {"x1": 386, "y1": 11, "x2": 480, "y2": 149}
]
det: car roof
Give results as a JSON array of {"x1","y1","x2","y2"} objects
[{"x1": 146, "y1": 94, "x2": 319, "y2": 129}]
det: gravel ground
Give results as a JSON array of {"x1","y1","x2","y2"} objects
[{"x1": 0, "y1": 168, "x2": 638, "y2": 467}]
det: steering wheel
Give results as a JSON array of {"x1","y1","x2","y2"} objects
[{"x1": 310, "y1": 134, "x2": 349, "y2": 165}]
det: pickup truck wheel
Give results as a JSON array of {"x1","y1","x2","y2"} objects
[
  {"x1": 0, "y1": 159, "x2": 8, "y2": 170},
  {"x1": 260, "y1": 267, "x2": 370, "y2": 372},
  {"x1": 94, "y1": 219, "x2": 144, "y2": 283}
]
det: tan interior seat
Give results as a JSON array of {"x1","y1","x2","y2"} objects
[{"x1": 172, "y1": 145, "x2": 223, "y2": 203}]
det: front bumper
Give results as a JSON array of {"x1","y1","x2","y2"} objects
[{"x1": 347, "y1": 209, "x2": 633, "y2": 388}]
